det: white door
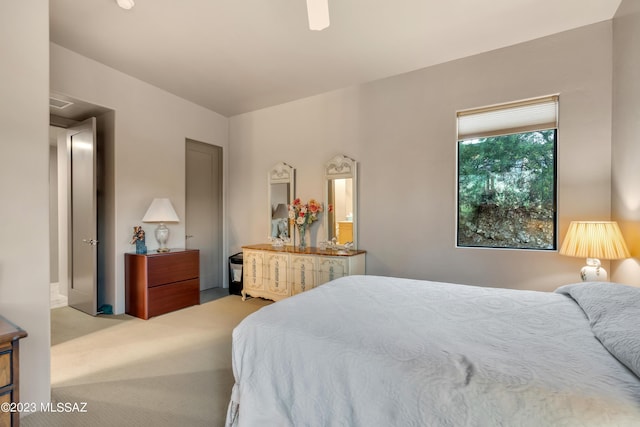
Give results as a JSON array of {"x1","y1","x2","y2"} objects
[
  {"x1": 68, "y1": 118, "x2": 98, "y2": 315},
  {"x1": 185, "y1": 140, "x2": 222, "y2": 290}
]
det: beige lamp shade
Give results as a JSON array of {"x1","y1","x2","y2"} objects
[
  {"x1": 559, "y1": 221, "x2": 630, "y2": 282},
  {"x1": 559, "y1": 221, "x2": 630, "y2": 260},
  {"x1": 272, "y1": 203, "x2": 288, "y2": 219},
  {"x1": 142, "y1": 198, "x2": 179, "y2": 252},
  {"x1": 142, "y1": 198, "x2": 180, "y2": 223}
]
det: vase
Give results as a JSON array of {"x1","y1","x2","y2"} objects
[
  {"x1": 135, "y1": 240, "x2": 147, "y2": 254},
  {"x1": 297, "y1": 225, "x2": 307, "y2": 250}
]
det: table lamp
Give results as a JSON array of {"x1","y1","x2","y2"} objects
[
  {"x1": 273, "y1": 203, "x2": 288, "y2": 219},
  {"x1": 559, "y1": 221, "x2": 630, "y2": 281},
  {"x1": 142, "y1": 198, "x2": 180, "y2": 252}
]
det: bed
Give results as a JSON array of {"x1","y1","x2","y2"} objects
[{"x1": 225, "y1": 275, "x2": 640, "y2": 426}]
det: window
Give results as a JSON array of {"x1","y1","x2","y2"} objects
[{"x1": 456, "y1": 96, "x2": 558, "y2": 250}]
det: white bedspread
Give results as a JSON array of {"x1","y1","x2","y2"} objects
[{"x1": 226, "y1": 275, "x2": 640, "y2": 426}]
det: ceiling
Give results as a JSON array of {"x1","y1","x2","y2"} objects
[{"x1": 49, "y1": 0, "x2": 622, "y2": 117}]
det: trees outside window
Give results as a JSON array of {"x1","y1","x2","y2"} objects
[{"x1": 457, "y1": 129, "x2": 556, "y2": 249}]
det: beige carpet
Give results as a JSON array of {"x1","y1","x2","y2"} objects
[{"x1": 22, "y1": 295, "x2": 271, "y2": 427}]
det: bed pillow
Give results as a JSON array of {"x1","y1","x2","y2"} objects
[{"x1": 556, "y1": 282, "x2": 640, "y2": 378}]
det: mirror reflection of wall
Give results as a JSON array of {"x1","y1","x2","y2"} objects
[
  {"x1": 268, "y1": 162, "x2": 295, "y2": 243},
  {"x1": 332, "y1": 179, "x2": 353, "y2": 222},
  {"x1": 328, "y1": 179, "x2": 353, "y2": 244},
  {"x1": 270, "y1": 183, "x2": 290, "y2": 239},
  {"x1": 324, "y1": 154, "x2": 357, "y2": 248}
]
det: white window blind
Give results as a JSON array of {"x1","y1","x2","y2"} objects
[{"x1": 457, "y1": 95, "x2": 558, "y2": 140}]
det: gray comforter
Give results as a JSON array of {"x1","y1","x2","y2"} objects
[{"x1": 227, "y1": 276, "x2": 640, "y2": 426}]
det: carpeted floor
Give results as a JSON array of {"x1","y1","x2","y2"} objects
[{"x1": 22, "y1": 294, "x2": 271, "y2": 427}]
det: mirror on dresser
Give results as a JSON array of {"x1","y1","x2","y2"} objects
[
  {"x1": 324, "y1": 154, "x2": 358, "y2": 249},
  {"x1": 268, "y1": 162, "x2": 295, "y2": 243}
]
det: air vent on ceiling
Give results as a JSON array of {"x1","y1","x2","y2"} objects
[{"x1": 49, "y1": 97, "x2": 74, "y2": 110}]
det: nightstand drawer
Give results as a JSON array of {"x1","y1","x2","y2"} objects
[
  {"x1": 148, "y1": 279, "x2": 200, "y2": 318},
  {"x1": 147, "y1": 251, "x2": 199, "y2": 287}
]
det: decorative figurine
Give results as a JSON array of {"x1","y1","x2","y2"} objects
[{"x1": 130, "y1": 226, "x2": 147, "y2": 254}]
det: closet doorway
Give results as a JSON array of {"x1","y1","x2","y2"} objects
[
  {"x1": 49, "y1": 94, "x2": 113, "y2": 315},
  {"x1": 49, "y1": 119, "x2": 98, "y2": 315},
  {"x1": 185, "y1": 139, "x2": 223, "y2": 290}
]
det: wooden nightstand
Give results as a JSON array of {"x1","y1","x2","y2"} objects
[
  {"x1": 0, "y1": 316, "x2": 27, "y2": 427},
  {"x1": 125, "y1": 249, "x2": 200, "y2": 319}
]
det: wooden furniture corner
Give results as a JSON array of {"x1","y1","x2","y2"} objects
[{"x1": 0, "y1": 316, "x2": 27, "y2": 427}]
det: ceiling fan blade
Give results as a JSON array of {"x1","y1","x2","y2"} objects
[{"x1": 306, "y1": 0, "x2": 330, "y2": 31}]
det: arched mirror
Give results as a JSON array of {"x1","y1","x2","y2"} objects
[
  {"x1": 324, "y1": 154, "x2": 358, "y2": 248},
  {"x1": 268, "y1": 162, "x2": 295, "y2": 243}
]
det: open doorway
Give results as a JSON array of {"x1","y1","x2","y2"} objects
[{"x1": 49, "y1": 93, "x2": 114, "y2": 315}]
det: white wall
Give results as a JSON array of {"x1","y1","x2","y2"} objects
[
  {"x1": 229, "y1": 22, "x2": 614, "y2": 292},
  {"x1": 50, "y1": 44, "x2": 229, "y2": 314},
  {"x1": 0, "y1": 0, "x2": 51, "y2": 406},
  {"x1": 611, "y1": 0, "x2": 640, "y2": 285}
]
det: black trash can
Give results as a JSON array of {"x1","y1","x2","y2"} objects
[{"x1": 229, "y1": 252, "x2": 243, "y2": 296}]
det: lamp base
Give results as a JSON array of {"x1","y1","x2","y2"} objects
[
  {"x1": 155, "y1": 223, "x2": 171, "y2": 253},
  {"x1": 156, "y1": 248, "x2": 171, "y2": 253},
  {"x1": 580, "y1": 258, "x2": 608, "y2": 282}
]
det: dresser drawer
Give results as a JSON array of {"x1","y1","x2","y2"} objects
[
  {"x1": 147, "y1": 251, "x2": 199, "y2": 287},
  {"x1": 0, "y1": 392, "x2": 10, "y2": 426},
  {"x1": 290, "y1": 255, "x2": 317, "y2": 295},
  {"x1": 0, "y1": 352, "x2": 10, "y2": 388},
  {"x1": 148, "y1": 279, "x2": 200, "y2": 318},
  {"x1": 264, "y1": 252, "x2": 289, "y2": 296},
  {"x1": 243, "y1": 250, "x2": 264, "y2": 291},
  {"x1": 317, "y1": 256, "x2": 349, "y2": 284}
]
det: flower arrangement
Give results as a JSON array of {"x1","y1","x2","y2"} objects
[
  {"x1": 289, "y1": 198, "x2": 325, "y2": 249},
  {"x1": 289, "y1": 198, "x2": 323, "y2": 227}
]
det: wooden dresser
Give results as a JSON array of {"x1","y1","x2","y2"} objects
[
  {"x1": 0, "y1": 316, "x2": 27, "y2": 427},
  {"x1": 242, "y1": 244, "x2": 366, "y2": 301},
  {"x1": 125, "y1": 249, "x2": 200, "y2": 319}
]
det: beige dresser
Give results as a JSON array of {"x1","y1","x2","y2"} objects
[{"x1": 242, "y1": 244, "x2": 366, "y2": 301}]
